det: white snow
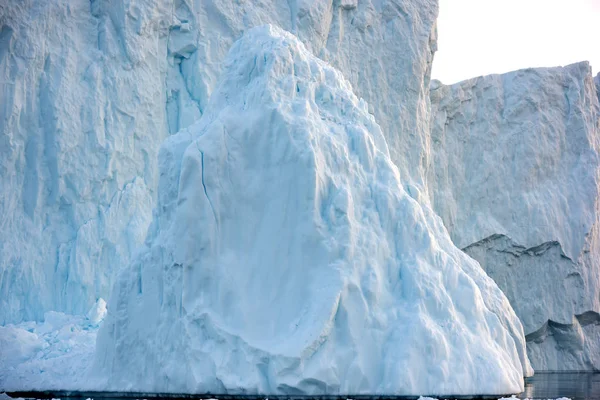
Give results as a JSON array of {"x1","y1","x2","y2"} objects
[
  {"x1": 499, "y1": 398, "x2": 571, "y2": 400},
  {"x1": 94, "y1": 25, "x2": 529, "y2": 396},
  {"x1": 429, "y1": 62, "x2": 600, "y2": 370}
]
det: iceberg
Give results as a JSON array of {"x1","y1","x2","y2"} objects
[
  {"x1": 94, "y1": 25, "x2": 530, "y2": 396},
  {"x1": 429, "y1": 62, "x2": 600, "y2": 370},
  {"x1": 5, "y1": 0, "x2": 600, "y2": 389},
  {"x1": 0, "y1": 0, "x2": 438, "y2": 326}
]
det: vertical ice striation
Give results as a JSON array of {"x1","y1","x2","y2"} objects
[
  {"x1": 95, "y1": 25, "x2": 530, "y2": 395},
  {"x1": 429, "y1": 62, "x2": 600, "y2": 370},
  {"x1": 0, "y1": 0, "x2": 172, "y2": 323},
  {"x1": 595, "y1": 72, "x2": 600, "y2": 101}
]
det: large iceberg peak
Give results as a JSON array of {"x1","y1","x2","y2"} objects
[{"x1": 95, "y1": 25, "x2": 530, "y2": 395}]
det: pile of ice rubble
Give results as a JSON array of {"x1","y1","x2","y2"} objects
[
  {"x1": 1, "y1": 0, "x2": 600, "y2": 396},
  {"x1": 0, "y1": 299, "x2": 106, "y2": 390}
]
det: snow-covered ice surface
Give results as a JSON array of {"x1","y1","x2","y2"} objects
[
  {"x1": 429, "y1": 62, "x2": 600, "y2": 265},
  {"x1": 429, "y1": 62, "x2": 600, "y2": 370},
  {"x1": 0, "y1": 0, "x2": 438, "y2": 326},
  {"x1": 500, "y1": 398, "x2": 571, "y2": 400},
  {"x1": 0, "y1": 300, "x2": 105, "y2": 391},
  {"x1": 94, "y1": 25, "x2": 530, "y2": 396}
]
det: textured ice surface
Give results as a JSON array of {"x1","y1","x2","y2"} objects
[
  {"x1": 0, "y1": 0, "x2": 166, "y2": 324},
  {"x1": 182, "y1": 0, "x2": 439, "y2": 184},
  {"x1": 95, "y1": 25, "x2": 530, "y2": 396},
  {"x1": 0, "y1": 0, "x2": 437, "y2": 325},
  {"x1": 430, "y1": 63, "x2": 600, "y2": 370},
  {"x1": 0, "y1": 300, "x2": 105, "y2": 391},
  {"x1": 6, "y1": 0, "x2": 597, "y2": 388},
  {"x1": 464, "y1": 235, "x2": 600, "y2": 371}
]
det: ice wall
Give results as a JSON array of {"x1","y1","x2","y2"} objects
[
  {"x1": 95, "y1": 25, "x2": 530, "y2": 395},
  {"x1": 0, "y1": 0, "x2": 170, "y2": 324},
  {"x1": 429, "y1": 62, "x2": 600, "y2": 370},
  {"x1": 0, "y1": 0, "x2": 438, "y2": 324}
]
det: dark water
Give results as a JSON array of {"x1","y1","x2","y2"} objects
[
  {"x1": 7, "y1": 373, "x2": 600, "y2": 400},
  {"x1": 520, "y1": 373, "x2": 600, "y2": 400}
]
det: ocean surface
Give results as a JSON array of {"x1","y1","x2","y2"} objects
[
  {"x1": 521, "y1": 372, "x2": 600, "y2": 400},
  {"x1": 5, "y1": 372, "x2": 600, "y2": 400}
]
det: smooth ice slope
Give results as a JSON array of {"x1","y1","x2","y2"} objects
[
  {"x1": 1, "y1": 0, "x2": 438, "y2": 325},
  {"x1": 96, "y1": 25, "x2": 530, "y2": 396},
  {"x1": 429, "y1": 62, "x2": 600, "y2": 370}
]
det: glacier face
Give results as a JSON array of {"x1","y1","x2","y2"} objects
[
  {"x1": 94, "y1": 25, "x2": 530, "y2": 395},
  {"x1": 429, "y1": 62, "x2": 600, "y2": 370},
  {"x1": 0, "y1": 0, "x2": 170, "y2": 323},
  {"x1": 1, "y1": 0, "x2": 438, "y2": 325}
]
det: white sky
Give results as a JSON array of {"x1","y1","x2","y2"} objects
[{"x1": 431, "y1": 0, "x2": 600, "y2": 84}]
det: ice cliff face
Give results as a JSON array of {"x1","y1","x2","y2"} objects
[
  {"x1": 463, "y1": 235, "x2": 600, "y2": 371},
  {"x1": 95, "y1": 25, "x2": 529, "y2": 395},
  {"x1": 0, "y1": 0, "x2": 437, "y2": 325},
  {"x1": 0, "y1": 0, "x2": 170, "y2": 324},
  {"x1": 429, "y1": 62, "x2": 600, "y2": 370}
]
